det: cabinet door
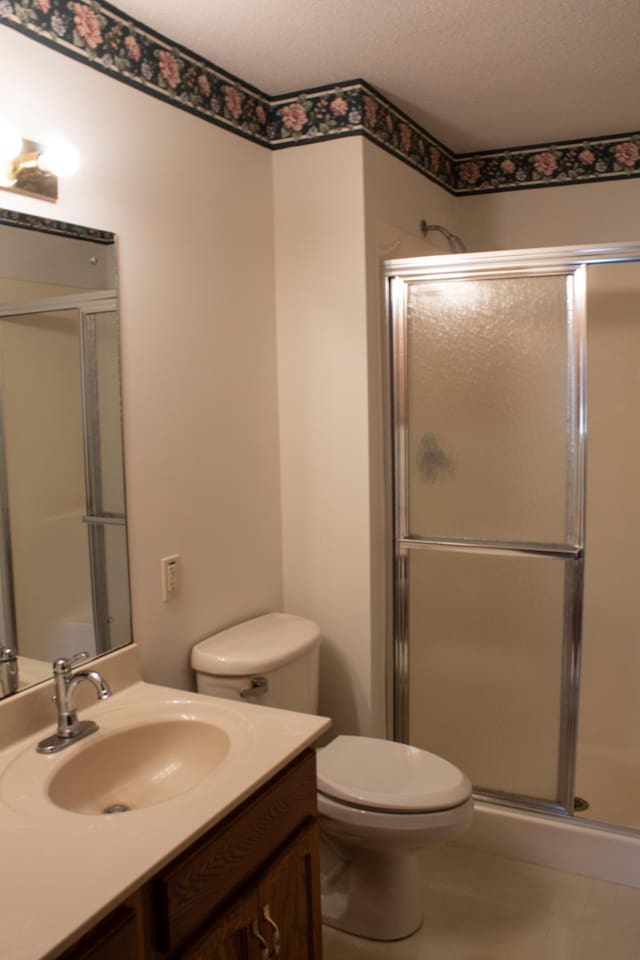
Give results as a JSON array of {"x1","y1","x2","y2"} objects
[
  {"x1": 152, "y1": 751, "x2": 317, "y2": 953},
  {"x1": 178, "y1": 886, "x2": 264, "y2": 960},
  {"x1": 257, "y1": 822, "x2": 323, "y2": 960}
]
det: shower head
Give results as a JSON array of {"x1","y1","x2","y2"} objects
[{"x1": 420, "y1": 219, "x2": 467, "y2": 254}]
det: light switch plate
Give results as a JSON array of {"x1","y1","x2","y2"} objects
[{"x1": 161, "y1": 554, "x2": 180, "y2": 601}]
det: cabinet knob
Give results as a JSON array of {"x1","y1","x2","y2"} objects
[{"x1": 262, "y1": 904, "x2": 281, "y2": 957}]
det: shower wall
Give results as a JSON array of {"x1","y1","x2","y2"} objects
[
  {"x1": 458, "y1": 178, "x2": 640, "y2": 251},
  {"x1": 574, "y1": 261, "x2": 640, "y2": 828}
]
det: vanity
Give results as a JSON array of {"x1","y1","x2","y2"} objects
[
  {"x1": 61, "y1": 750, "x2": 320, "y2": 960},
  {"x1": 0, "y1": 646, "x2": 330, "y2": 960}
]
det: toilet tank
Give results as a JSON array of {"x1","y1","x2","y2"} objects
[{"x1": 190, "y1": 613, "x2": 320, "y2": 713}]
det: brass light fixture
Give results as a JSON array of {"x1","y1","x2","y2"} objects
[{"x1": 0, "y1": 124, "x2": 79, "y2": 202}]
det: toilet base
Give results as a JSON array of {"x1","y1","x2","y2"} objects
[{"x1": 320, "y1": 835, "x2": 423, "y2": 940}]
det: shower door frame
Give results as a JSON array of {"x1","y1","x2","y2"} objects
[
  {"x1": 385, "y1": 242, "x2": 640, "y2": 818},
  {"x1": 78, "y1": 299, "x2": 127, "y2": 654}
]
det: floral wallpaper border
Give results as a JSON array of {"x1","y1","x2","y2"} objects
[
  {"x1": 0, "y1": 207, "x2": 114, "y2": 242},
  {"x1": 2, "y1": 0, "x2": 639, "y2": 195},
  {"x1": 270, "y1": 83, "x2": 457, "y2": 193},
  {"x1": 453, "y1": 133, "x2": 640, "y2": 194},
  {"x1": 0, "y1": 0, "x2": 271, "y2": 144}
]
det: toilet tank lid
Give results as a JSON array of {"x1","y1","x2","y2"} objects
[
  {"x1": 191, "y1": 613, "x2": 320, "y2": 675},
  {"x1": 317, "y1": 736, "x2": 472, "y2": 812}
]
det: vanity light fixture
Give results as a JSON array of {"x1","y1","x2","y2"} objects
[{"x1": 0, "y1": 123, "x2": 79, "y2": 202}]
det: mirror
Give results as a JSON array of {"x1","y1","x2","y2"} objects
[{"x1": 0, "y1": 211, "x2": 131, "y2": 696}]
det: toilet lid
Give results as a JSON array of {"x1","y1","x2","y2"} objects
[
  {"x1": 191, "y1": 613, "x2": 320, "y2": 675},
  {"x1": 317, "y1": 736, "x2": 471, "y2": 813}
]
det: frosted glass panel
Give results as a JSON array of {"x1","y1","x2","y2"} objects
[
  {"x1": 406, "y1": 276, "x2": 569, "y2": 543},
  {"x1": 408, "y1": 548, "x2": 567, "y2": 800}
]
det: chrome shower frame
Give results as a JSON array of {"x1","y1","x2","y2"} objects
[{"x1": 385, "y1": 242, "x2": 640, "y2": 818}]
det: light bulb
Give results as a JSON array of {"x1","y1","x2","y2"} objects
[
  {"x1": 38, "y1": 139, "x2": 80, "y2": 177},
  {"x1": 0, "y1": 170, "x2": 17, "y2": 188},
  {"x1": 0, "y1": 124, "x2": 23, "y2": 164}
]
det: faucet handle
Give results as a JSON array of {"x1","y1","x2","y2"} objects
[{"x1": 53, "y1": 651, "x2": 91, "y2": 676}]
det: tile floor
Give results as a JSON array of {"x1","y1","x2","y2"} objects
[{"x1": 322, "y1": 842, "x2": 640, "y2": 960}]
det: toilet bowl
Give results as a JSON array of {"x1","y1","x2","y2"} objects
[
  {"x1": 316, "y1": 735, "x2": 473, "y2": 939},
  {"x1": 190, "y1": 613, "x2": 473, "y2": 941}
]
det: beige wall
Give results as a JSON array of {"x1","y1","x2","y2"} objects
[
  {"x1": 0, "y1": 226, "x2": 115, "y2": 291},
  {"x1": 363, "y1": 141, "x2": 463, "y2": 257},
  {"x1": 0, "y1": 28, "x2": 283, "y2": 691},
  {"x1": 460, "y1": 178, "x2": 640, "y2": 251},
  {"x1": 273, "y1": 138, "x2": 374, "y2": 735}
]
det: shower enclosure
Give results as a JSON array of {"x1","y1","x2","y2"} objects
[
  {"x1": 0, "y1": 292, "x2": 130, "y2": 670},
  {"x1": 386, "y1": 243, "x2": 640, "y2": 833}
]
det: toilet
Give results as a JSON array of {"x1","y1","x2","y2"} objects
[{"x1": 190, "y1": 613, "x2": 473, "y2": 941}]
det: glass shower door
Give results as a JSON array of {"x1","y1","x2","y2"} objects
[{"x1": 389, "y1": 263, "x2": 586, "y2": 812}]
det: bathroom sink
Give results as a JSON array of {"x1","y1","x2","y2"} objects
[
  {"x1": 0, "y1": 684, "x2": 326, "y2": 826},
  {"x1": 47, "y1": 719, "x2": 230, "y2": 814}
]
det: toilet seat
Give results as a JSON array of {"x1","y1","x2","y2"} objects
[
  {"x1": 318, "y1": 789, "x2": 474, "y2": 841},
  {"x1": 317, "y1": 735, "x2": 472, "y2": 813}
]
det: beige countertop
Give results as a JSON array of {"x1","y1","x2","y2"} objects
[{"x1": 0, "y1": 674, "x2": 330, "y2": 960}]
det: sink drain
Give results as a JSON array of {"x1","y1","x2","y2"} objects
[
  {"x1": 573, "y1": 796, "x2": 590, "y2": 813},
  {"x1": 103, "y1": 803, "x2": 131, "y2": 814}
]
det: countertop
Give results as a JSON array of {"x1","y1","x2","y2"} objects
[{"x1": 0, "y1": 679, "x2": 330, "y2": 960}]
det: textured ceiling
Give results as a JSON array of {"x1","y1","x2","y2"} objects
[{"x1": 116, "y1": 0, "x2": 639, "y2": 153}]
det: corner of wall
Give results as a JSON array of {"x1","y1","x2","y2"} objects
[{"x1": 272, "y1": 138, "x2": 375, "y2": 736}]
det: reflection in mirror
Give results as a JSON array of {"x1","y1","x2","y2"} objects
[{"x1": 0, "y1": 212, "x2": 131, "y2": 697}]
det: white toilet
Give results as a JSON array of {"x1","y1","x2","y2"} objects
[{"x1": 191, "y1": 612, "x2": 473, "y2": 941}]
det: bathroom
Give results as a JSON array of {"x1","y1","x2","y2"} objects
[{"x1": 1, "y1": 0, "x2": 640, "y2": 957}]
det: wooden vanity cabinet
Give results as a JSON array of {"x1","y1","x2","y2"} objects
[
  {"x1": 56, "y1": 902, "x2": 141, "y2": 960},
  {"x1": 58, "y1": 749, "x2": 322, "y2": 960},
  {"x1": 174, "y1": 822, "x2": 321, "y2": 960}
]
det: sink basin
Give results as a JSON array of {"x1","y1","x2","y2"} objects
[{"x1": 47, "y1": 719, "x2": 230, "y2": 815}]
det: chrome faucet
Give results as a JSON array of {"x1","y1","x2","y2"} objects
[
  {"x1": 0, "y1": 646, "x2": 18, "y2": 697},
  {"x1": 37, "y1": 651, "x2": 111, "y2": 754}
]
